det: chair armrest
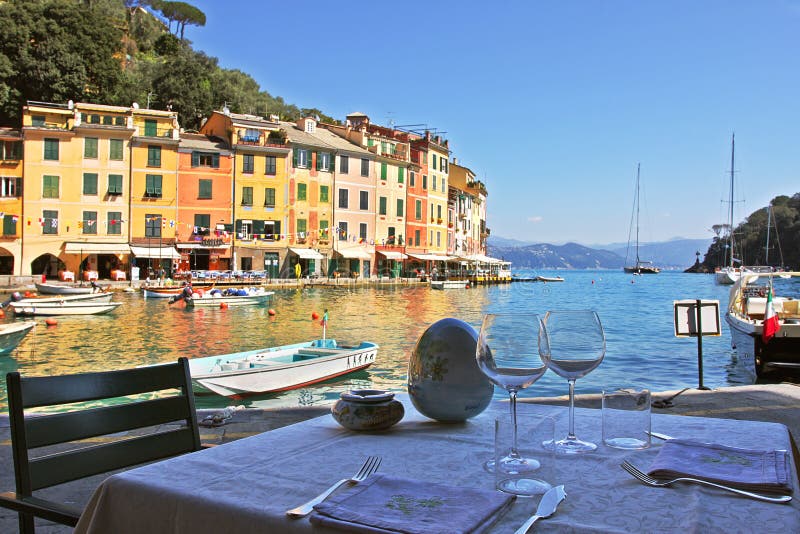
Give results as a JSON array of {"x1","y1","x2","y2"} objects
[{"x1": 0, "y1": 491, "x2": 82, "y2": 526}]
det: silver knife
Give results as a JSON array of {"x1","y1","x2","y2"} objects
[
  {"x1": 514, "y1": 485, "x2": 566, "y2": 534},
  {"x1": 647, "y1": 431, "x2": 674, "y2": 441}
]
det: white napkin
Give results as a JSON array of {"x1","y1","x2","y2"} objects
[
  {"x1": 648, "y1": 439, "x2": 792, "y2": 494},
  {"x1": 310, "y1": 474, "x2": 515, "y2": 534}
]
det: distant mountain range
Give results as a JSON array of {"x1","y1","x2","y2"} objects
[{"x1": 487, "y1": 237, "x2": 712, "y2": 270}]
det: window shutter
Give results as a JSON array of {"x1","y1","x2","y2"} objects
[
  {"x1": 292, "y1": 148, "x2": 298, "y2": 167},
  {"x1": 315, "y1": 152, "x2": 322, "y2": 171},
  {"x1": 329, "y1": 154, "x2": 335, "y2": 172},
  {"x1": 15, "y1": 178, "x2": 22, "y2": 196},
  {"x1": 191, "y1": 152, "x2": 200, "y2": 167},
  {"x1": 213, "y1": 153, "x2": 220, "y2": 168},
  {"x1": 274, "y1": 220, "x2": 281, "y2": 234}
]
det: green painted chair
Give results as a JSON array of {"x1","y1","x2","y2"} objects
[{"x1": 0, "y1": 358, "x2": 204, "y2": 533}]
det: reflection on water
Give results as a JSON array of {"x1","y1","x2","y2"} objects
[{"x1": 0, "y1": 272, "x2": 759, "y2": 411}]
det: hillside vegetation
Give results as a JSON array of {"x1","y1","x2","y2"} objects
[
  {"x1": 702, "y1": 193, "x2": 800, "y2": 270},
  {"x1": 0, "y1": 0, "x2": 336, "y2": 129}
]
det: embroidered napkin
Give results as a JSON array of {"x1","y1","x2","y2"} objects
[
  {"x1": 309, "y1": 474, "x2": 515, "y2": 534},
  {"x1": 648, "y1": 439, "x2": 793, "y2": 494}
]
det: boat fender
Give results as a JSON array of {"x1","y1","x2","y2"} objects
[
  {"x1": 45, "y1": 318, "x2": 57, "y2": 327},
  {"x1": 268, "y1": 308, "x2": 276, "y2": 316},
  {"x1": 194, "y1": 289, "x2": 204, "y2": 297},
  {"x1": 0, "y1": 309, "x2": 4, "y2": 318},
  {"x1": 220, "y1": 302, "x2": 228, "y2": 309}
]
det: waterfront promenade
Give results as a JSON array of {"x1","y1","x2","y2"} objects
[{"x1": 0, "y1": 383, "x2": 798, "y2": 533}]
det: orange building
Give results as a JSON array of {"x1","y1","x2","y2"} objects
[
  {"x1": 0, "y1": 128, "x2": 23, "y2": 275},
  {"x1": 176, "y1": 133, "x2": 233, "y2": 272}
]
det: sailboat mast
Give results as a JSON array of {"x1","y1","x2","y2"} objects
[
  {"x1": 727, "y1": 133, "x2": 735, "y2": 268},
  {"x1": 635, "y1": 163, "x2": 641, "y2": 266},
  {"x1": 765, "y1": 204, "x2": 772, "y2": 265}
]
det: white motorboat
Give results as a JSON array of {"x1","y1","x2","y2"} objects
[
  {"x1": 186, "y1": 339, "x2": 379, "y2": 397},
  {"x1": 183, "y1": 288, "x2": 273, "y2": 308},
  {"x1": 725, "y1": 271, "x2": 800, "y2": 378},
  {"x1": 0, "y1": 321, "x2": 36, "y2": 354},
  {"x1": 430, "y1": 280, "x2": 469, "y2": 290},
  {"x1": 9, "y1": 301, "x2": 122, "y2": 316},
  {"x1": 14, "y1": 292, "x2": 114, "y2": 305},
  {"x1": 34, "y1": 282, "x2": 96, "y2": 295}
]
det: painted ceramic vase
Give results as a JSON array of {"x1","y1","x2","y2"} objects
[
  {"x1": 407, "y1": 317, "x2": 493, "y2": 422},
  {"x1": 331, "y1": 389, "x2": 404, "y2": 431}
]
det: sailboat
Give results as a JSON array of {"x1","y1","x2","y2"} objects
[
  {"x1": 715, "y1": 134, "x2": 740, "y2": 285},
  {"x1": 624, "y1": 163, "x2": 660, "y2": 274}
]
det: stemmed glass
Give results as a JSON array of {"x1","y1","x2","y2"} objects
[
  {"x1": 538, "y1": 310, "x2": 606, "y2": 453},
  {"x1": 476, "y1": 313, "x2": 548, "y2": 482}
]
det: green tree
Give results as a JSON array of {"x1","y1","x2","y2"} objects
[{"x1": 0, "y1": 0, "x2": 123, "y2": 124}]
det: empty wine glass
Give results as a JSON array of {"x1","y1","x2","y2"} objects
[
  {"x1": 476, "y1": 313, "x2": 549, "y2": 490},
  {"x1": 539, "y1": 310, "x2": 606, "y2": 454}
]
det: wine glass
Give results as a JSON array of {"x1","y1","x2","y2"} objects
[
  {"x1": 476, "y1": 313, "x2": 549, "y2": 491},
  {"x1": 538, "y1": 310, "x2": 606, "y2": 454}
]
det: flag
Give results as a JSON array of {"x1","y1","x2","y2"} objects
[{"x1": 762, "y1": 286, "x2": 780, "y2": 344}]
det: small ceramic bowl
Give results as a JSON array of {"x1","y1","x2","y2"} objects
[{"x1": 331, "y1": 389, "x2": 404, "y2": 431}]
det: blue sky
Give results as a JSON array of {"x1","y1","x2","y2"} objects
[{"x1": 185, "y1": 0, "x2": 799, "y2": 245}]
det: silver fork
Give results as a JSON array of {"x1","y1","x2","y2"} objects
[
  {"x1": 286, "y1": 456, "x2": 382, "y2": 517},
  {"x1": 620, "y1": 461, "x2": 792, "y2": 503}
]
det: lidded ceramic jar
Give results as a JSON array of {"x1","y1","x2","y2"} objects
[{"x1": 331, "y1": 389, "x2": 404, "y2": 431}]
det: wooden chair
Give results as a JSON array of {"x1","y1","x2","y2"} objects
[{"x1": 0, "y1": 358, "x2": 204, "y2": 533}]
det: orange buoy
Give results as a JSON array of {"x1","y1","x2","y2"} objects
[
  {"x1": 219, "y1": 302, "x2": 228, "y2": 309},
  {"x1": 268, "y1": 308, "x2": 276, "y2": 316},
  {"x1": 45, "y1": 318, "x2": 58, "y2": 326},
  {"x1": 0, "y1": 309, "x2": 4, "y2": 319},
  {"x1": 24, "y1": 291, "x2": 32, "y2": 298},
  {"x1": 311, "y1": 311, "x2": 319, "y2": 320}
]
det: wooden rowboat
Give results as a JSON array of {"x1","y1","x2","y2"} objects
[
  {"x1": 0, "y1": 321, "x2": 36, "y2": 354},
  {"x1": 9, "y1": 301, "x2": 122, "y2": 316},
  {"x1": 142, "y1": 286, "x2": 211, "y2": 298},
  {"x1": 184, "y1": 288, "x2": 273, "y2": 308},
  {"x1": 186, "y1": 339, "x2": 379, "y2": 397},
  {"x1": 16, "y1": 293, "x2": 114, "y2": 305}
]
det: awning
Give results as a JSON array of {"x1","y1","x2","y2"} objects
[
  {"x1": 289, "y1": 247, "x2": 324, "y2": 260},
  {"x1": 408, "y1": 253, "x2": 454, "y2": 262},
  {"x1": 459, "y1": 254, "x2": 500, "y2": 264},
  {"x1": 336, "y1": 248, "x2": 371, "y2": 260},
  {"x1": 64, "y1": 242, "x2": 131, "y2": 255},
  {"x1": 378, "y1": 251, "x2": 408, "y2": 260},
  {"x1": 129, "y1": 246, "x2": 182, "y2": 259},
  {"x1": 176, "y1": 243, "x2": 231, "y2": 250}
]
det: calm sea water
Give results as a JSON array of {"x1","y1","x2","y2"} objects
[{"x1": 0, "y1": 271, "x2": 759, "y2": 411}]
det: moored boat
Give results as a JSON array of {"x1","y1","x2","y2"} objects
[
  {"x1": 430, "y1": 280, "x2": 470, "y2": 290},
  {"x1": 184, "y1": 288, "x2": 273, "y2": 308},
  {"x1": 535, "y1": 275, "x2": 565, "y2": 282},
  {"x1": 623, "y1": 164, "x2": 660, "y2": 275},
  {"x1": 0, "y1": 321, "x2": 36, "y2": 354},
  {"x1": 34, "y1": 282, "x2": 96, "y2": 295},
  {"x1": 186, "y1": 339, "x2": 379, "y2": 397},
  {"x1": 9, "y1": 301, "x2": 122, "y2": 316},
  {"x1": 725, "y1": 271, "x2": 800, "y2": 378},
  {"x1": 142, "y1": 286, "x2": 211, "y2": 298},
  {"x1": 15, "y1": 292, "x2": 114, "y2": 305}
]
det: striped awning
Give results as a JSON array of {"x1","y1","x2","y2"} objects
[{"x1": 129, "y1": 246, "x2": 182, "y2": 259}]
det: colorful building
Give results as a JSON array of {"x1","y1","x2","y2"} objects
[
  {"x1": 447, "y1": 159, "x2": 487, "y2": 257},
  {"x1": 0, "y1": 128, "x2": 23, "y2": 275},
  {"x1": 176, "y1": 133, "x2": 233, "y2": 272},
  {"x1": 200, "y1": 110, "x2": 290, "y2": 276},
  {"x1": 406, "y1": 138, "x2": 429, "y2": 261}
]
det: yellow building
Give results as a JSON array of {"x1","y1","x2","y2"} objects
[
  {"x1": 200, "y1": 109, "x2": 290, "y2": 275},
  {"x1": 128, "y1": 105, "x2": 182, "y2": 276},
  {"x1": 425, "y1": 134, "x2": 450, "y2": 255},
  {"x1": 0, "y1": 128, "x2": 23, "y2": 275},
  {"x1": 22, "y1": 101, "x2": 136, "y2": 278}
]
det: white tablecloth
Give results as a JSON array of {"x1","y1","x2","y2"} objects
[{"x1": 74, "y1": 399, "x2": 799, "y2": 533}]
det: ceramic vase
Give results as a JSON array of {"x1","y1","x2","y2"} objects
[{"x1": 331, "y1": 389, "x2": 404, "y2": 431}]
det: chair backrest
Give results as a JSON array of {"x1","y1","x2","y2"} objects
[{"x1": 7, "y1": 358, "x2": 202, "y2": 496}]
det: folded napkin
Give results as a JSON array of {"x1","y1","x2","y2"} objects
[
  {"x1": 309, "y1": 474, "x2": 515, "y2": 534},
  {"x1": 648, "y1": 439, "x2": 793, "y2": 494}
]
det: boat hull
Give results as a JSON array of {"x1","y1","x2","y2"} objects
[
  {"x1": 430, "y1": 280, "x2": 469, "y2": 290},
  {"x1": 188, "y1": 340, "x2": 379, "y2": 397},
  {"x1": 624, "y1": 266, "x2": 660, "y2": 274},
  {"x1": 35, "y1": 283, "x2": 94, "y2": 295},
  {"x1": 142, "y1": 286, "x2": 211, "y2": 298},
  {"x1": 185, "y1": 292, "x2": 273, "y2": 307},
  {"x1": 16, "y1": 293, "x2": 113, "y2": 305},
  {"x1": 725, "y1": 271, "x2": 800, "y2": 378},
  {"x1": 0, "y1": 321, "x2": 35, "y2": 354},
  {"x1": 9, "y1": 302, "x2": 122, "y2": 316}
]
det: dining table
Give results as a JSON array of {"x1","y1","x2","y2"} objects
[{"x1": 74, "y1": 396, "x2": 800, "y2": 533}]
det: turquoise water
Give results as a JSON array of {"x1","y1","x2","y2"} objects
[{"x1": 0, "y1": 271, "x2": 757, "y2": 411}]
